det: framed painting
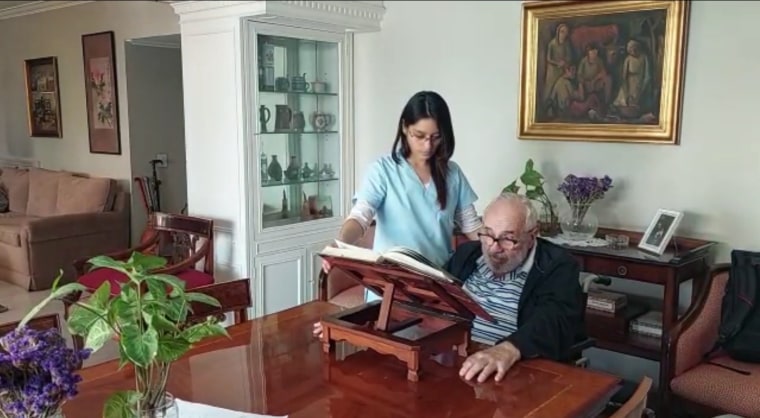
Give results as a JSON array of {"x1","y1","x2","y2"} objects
[
  {"x1": 518, "y1": 1, "x2": 691, "y2": 144},
  {"x1": 24, "y1": 57, "x2": 62, "y2": 138},
  {"x1": 82, "y1": 31, "x2": 121, "y2": 155}
]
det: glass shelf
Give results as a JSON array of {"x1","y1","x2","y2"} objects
[
  {"x1": 262, "y1": 177, "x2": 339, "y2": 188},
  {"x1": 256, "y1": 32, "x2": 341, "y2": 231},
  {"x1": 260, "y1": 131, "x2": 338, "y2": 135}
]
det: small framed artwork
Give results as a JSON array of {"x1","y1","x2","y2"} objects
[
  {"x1": 639, "y1": 209, "x2": 683, "y2": 255},
  {"x1": 24, "y1": 57, "x2": 63, "y2": 138},
  {"x1": 82, "y1": 31, "x2": 121, "y2": 155}
]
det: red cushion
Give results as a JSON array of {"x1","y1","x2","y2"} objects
[{"x1": 78, "y1": 268, "x2": 215, "y2": 296}]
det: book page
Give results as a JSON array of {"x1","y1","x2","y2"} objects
[
  {"x1": 318, "y1": 240, "x2": 382, "y2": 264},
  {"x1": 380, "y1": 251, "x2": 457, "y2": 284}
]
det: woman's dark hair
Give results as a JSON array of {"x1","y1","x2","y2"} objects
[{"x1": 390, "y1": 91, "x2": 455, "y2": 209}]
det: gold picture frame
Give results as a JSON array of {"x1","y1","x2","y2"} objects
[
  {"x1": 24, "y1": 56, "x2": 63, "y2": 138},
  {"x1": 518, "y1": 0, "x2": 691, "y2": 144}
]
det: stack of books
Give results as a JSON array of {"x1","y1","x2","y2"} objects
[
  {"x1": 630, "y1": 311, "x2": 663, "y2": 338},
  {"x1": 587, "y1": 289, "x2": 628, "y2": 314}
]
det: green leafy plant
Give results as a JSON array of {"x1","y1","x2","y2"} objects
[
  {"x1": 503, "y1": 159, "x2": 559, "y2": 236},
  {"x1": 21, "y1": 252, "x2": 228, "y2": 418}
]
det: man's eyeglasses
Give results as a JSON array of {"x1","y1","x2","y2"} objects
[{"x1": 477, "y1": 232, "x2": 521, "y2": 250}]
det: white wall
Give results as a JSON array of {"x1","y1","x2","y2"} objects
[
  {"x1": 125, "y1": 40, "x2": 187, "y2": 243},
  {"x1": 0, "y1": 1, "x2": 179, "y2": 182},
  {"x1": 353, "y1": 0, "x2": 760, "y2": 387}
]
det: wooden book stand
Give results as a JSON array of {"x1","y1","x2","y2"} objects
[{"x1": 319, "y1": 256, "x2": 494, "y2": 382}]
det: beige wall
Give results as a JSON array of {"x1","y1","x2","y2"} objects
[
  {"x1": 0, "y1": 1, "x2": 179, "y2": 182},
  {"x1": 353, "y1": 0, "x2": 760, "y2": 387}
]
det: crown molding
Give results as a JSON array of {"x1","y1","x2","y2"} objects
[
  {"x1": 127, "y1": 38, "x2": 181, "y2": 49},
  {"x1": 0, "y1": 1, "x2": 94, "y2": 20},
  {"x1": 169, "y1": 1, "x2": 385, "y2": 32}
]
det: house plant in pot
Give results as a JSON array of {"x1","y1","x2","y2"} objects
[
  {"x1": 20, "y1": 252, "x2": 229, "y2": 418},
  {"x1": 503, "y1": 159, "x2": 560, "y2": 237}
]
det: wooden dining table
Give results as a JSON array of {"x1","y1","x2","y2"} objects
[{"x1": 64, "y1": 301, "x2": 621, "y2": 417}]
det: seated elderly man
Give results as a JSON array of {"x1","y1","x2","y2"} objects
[{"x1": 447, "y1": 192, "x2": 585, "y2": 383}]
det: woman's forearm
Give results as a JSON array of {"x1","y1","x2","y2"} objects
[{"x1": 338, "y1": 218, "x2": 365, "y2": 245}]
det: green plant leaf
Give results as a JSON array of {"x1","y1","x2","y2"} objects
[
  {"x1": 185, "y1": 292, "x2": 221, "y2": 308},
  {"x1": 182, "y1": 322, "x2": 229, "y2": 344},
  {"x1": 525, "y1": 189, "x2": 542, "y2": 200},
  {"x1": 67, "y1": 304, "x2": 106, "y2": 336},
  {"x1": 149, "y1": 312, "x2": 179, "y2": 333},
  {"x1": 120, "y1": 324, "x2": 159, "y2": 368},
  {"x1": 85, "y1": 317, "x2": 113, "y2": 352},
  {"x1": 156, "y1": 336, "x2": 191, "y2": 363},
  {"x1": 520, "y1": 169, "x2": 543, "y2": 187},
  {"x1": 110, "y1": 297, "x2": 138, "y2": 330},
  {"x1": 128, "y1": 252, "x2": 167, "y2": 272},
  {"x1": 87, "y1": 255, "x2": 129, "y2": 273},
  {"x1": 88, "y1": 280, "x2": 112, "y2": 311},
  {"x1": 502, "y1": 180, "x2": 519, "y2": 193},
  {"x1": 18, "y1": 276, "x2": 86, "y2": 329},
  {"x1": 165, "y1": 298, "x2": 189, "y2": 323},
  {"x1": 103, "y1": 390, "x2": 139, "y2": 418},
  {"x1": 148, "y1": 274, "x2": 186, "y2": 294},
  {"x1": 525, "y1": 159, "x2": 534, "y2": 172}
]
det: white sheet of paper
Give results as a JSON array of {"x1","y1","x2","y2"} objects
[{"x1": 175, "y1": 399, "x2": 288, "y2": 418}]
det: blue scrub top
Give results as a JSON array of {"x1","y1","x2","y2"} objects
[{"x1": 354, "y1": 154, "x2": 478, "y2": 301}]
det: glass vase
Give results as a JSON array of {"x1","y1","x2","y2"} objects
[
  {"x1": 559, "y1": 202, "x2": 599, "y2": 241},
  {"x1": 538, "y1": 202, "x2": 560, "y2": 237},
  {"x1": 139, "y1": 392, "x2": 178, "y2": 418}
]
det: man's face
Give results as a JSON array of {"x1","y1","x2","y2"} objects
[{"x1": 479, "y1": 202, "x2": 537, "y2": 275}]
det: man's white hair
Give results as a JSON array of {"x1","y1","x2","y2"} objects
[{"x1": 484, "y1": 191, "x2": 539, "y2": 231}]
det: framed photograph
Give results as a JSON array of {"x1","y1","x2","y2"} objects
[
  {"x1": 639, "y1": 209, "x2": 683, "y2": 255},
  {"x1": 24, "y1": 57, "x2": 62, "y2": 138},
  {"x1": 518, "y1": 1, "x2": 691, "y2": 144},
  {"x1": 82, "y1": 31, "x2": 121, "y2": 155}
]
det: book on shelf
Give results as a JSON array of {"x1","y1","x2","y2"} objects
[
  {"x1": 630, "y1": 311, "x2": 662, "y2": 338},
  {"x1": 586, "y1": 289, "x2": 628, "y2": 313},
  {"x1": 318, "y1": 240, "x2": 461, "y2": 285}
]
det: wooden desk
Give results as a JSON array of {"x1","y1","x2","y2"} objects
[
  {"x1": 556, "y1": 227, "x2": 715, "y2": 406},
  {"x1": 64, "y1": 301, "x2": 621, "y2": 418}
]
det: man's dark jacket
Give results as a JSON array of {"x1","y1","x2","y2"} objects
[{"x1": 444, "y1": 238, "x2": 586, "y2": 361}]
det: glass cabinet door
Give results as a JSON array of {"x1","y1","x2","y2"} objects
[{"x1": 255, "y1": 32, "x2": 342, "y2": 230}]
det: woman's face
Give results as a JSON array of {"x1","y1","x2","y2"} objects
[
  {"x1": 403, "y1": 118, "x2": 441, "y2": 161},
  {"x1": 558, "y1": 25, "x2": 568, "y2": 41}
]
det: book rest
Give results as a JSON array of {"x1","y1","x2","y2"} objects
[{"x1": 318, "y1": 257, "x2": 494, "y2": 382}]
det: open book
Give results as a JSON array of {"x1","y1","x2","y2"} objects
[{"x1": 319, "y1": 240, "x2": 461, "y2": 285}]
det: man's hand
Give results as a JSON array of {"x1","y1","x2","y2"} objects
[
  {"x1": 313, "y1": 322, "x2": 324, "y2": 339},
  {"x1": 459, "y1": 342, "x2": 521, "y2": 383}
]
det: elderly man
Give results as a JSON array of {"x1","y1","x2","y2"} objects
[{"x1": 446, "y1": 192, "x2": 585, "y2": 383}]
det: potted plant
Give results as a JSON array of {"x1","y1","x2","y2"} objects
[
  {"x1": 20, "y1": 252, "x2": 229, "y2": 418},
  {"x1": 503, "y1": 159, "x2": 560, "y2": 236},
  {"x1": 0, "y1": 325, "x2": 91, "y2": 417}
]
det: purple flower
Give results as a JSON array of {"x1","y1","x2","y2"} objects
[
  {"x1": 0, "y1": 326, "x2": 91, "y2": 417},
  {"x1": 557, "y1": 174, "x2": 613, "y2": 206}
]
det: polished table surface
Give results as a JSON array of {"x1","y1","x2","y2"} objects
[{"x1": 64, "y1": 301, "x2": 621, "y2": 418}]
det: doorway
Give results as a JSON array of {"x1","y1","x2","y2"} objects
[{"x1": 125, "y1": 34, "x2": 187, "y2": 244}]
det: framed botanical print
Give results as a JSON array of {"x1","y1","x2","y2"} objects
[
  {"x1": 82, "y1": 31, "x2": 121, "y2": 155},
  {"x1": 24, "y1": 57, "x2": 63, "y2": 138}
]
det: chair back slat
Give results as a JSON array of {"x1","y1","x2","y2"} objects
[
  {"x1": 146, "y1": 212, "x2": 215, "y2": 274},
  {"x1": 187, "y1": 278, "x2": 252, "y2": 325},
  {"x1": 0, "y1": 313, "x2": 61, "y2": 337},
  {"x1": 609, "y1": 376, "x2": 652, "y2": 418}
]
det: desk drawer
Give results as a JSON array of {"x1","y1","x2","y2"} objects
[{"x1": 583, "y1": 257, "x2": 665, "y2": 284}]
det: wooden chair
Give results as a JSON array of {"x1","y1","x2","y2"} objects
[
  {"x1": 664, "y1": 264, "x2": 760, "y2": 418},
  {"x1": 608, "y1": 376, "x2": 653, "y2": 418},
  {"x1": 186, "y1": 278, "x2": 252, "y2": 325},
  {"x1": 0, "y1": 313, "x2": 61, "y2": 337},
  {"x1": 63, "y1": 212, "x2": 216, "y2": 350}
]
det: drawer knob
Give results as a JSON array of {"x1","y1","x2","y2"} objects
[{"x1": 617, "y1": 265, "x2": 628, "y2": 276}]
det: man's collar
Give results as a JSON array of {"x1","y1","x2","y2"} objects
[{"x1": 517, "y1": 241, "x2": 538, "y2": 275}]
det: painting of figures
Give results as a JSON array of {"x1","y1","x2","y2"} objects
[
  {"x1": 24, "y1": 57, "x2": 62, "y2": 138},
  {"x1": 518, "y1": 1, "x2": 690, "y2": 144}
]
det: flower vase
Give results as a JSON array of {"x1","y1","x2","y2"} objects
[
  {"x1": 140, "y1": 392, "x2": 179, "y2": 418},
  {"x1": 559, "y1": 203, "x2": 598, "y2": 241},
  {"x1": 538, "y1": 203, "x2": 560, "y2": 237}
]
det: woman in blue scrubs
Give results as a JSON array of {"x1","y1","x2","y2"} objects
[{"x1": 322, "y1": 91, "x2": 482, "y2": 300}]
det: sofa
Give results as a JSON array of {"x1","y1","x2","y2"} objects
[{"x1": 0, "y1": 167, "x2": 130, "y2": 291}]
